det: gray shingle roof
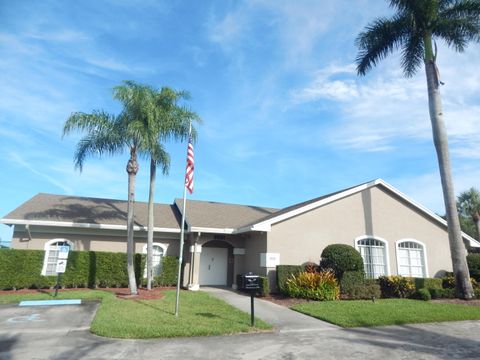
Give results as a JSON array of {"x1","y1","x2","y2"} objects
[
  {"x1": 174, "y1": 198, "x2": 278, "y2": 229},
  {"x1": 2, "y1": 193, "x2": 181, "y2": 229}
]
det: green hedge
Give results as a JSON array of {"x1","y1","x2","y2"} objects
[
  {"x1": 0, "y1": 249, "x2": 177, "y2": 290},
  {"x1": 340, "y1": 271, "x2": 381, "y2": 300},
  {"x1": 467, "y1": 254, "x2": 480, "y2": 281},
  {"x1": 153, "y1": 256, "x2": 178, "y2": 286},
  {"x1": 258, "y1": 276, "x2": 269, "y2": 297},
  {"x1": 413, "y1": 277, "x2": 443, "y2": 290},
  {"x1": 276, "y1": 265, "x2": 303, "y2": 294}
]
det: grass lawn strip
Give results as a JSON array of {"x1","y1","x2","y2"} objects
[
  {"x1": 0, "y1": 290, "x2": 271, "y2": 338},
  {"x1": 291, "y1": 299, "x2": 480, "y2": 328}
]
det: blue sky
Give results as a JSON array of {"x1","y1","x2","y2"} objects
[{"x1": 1, "y1": 0, "x2": 480, "y2": 242}]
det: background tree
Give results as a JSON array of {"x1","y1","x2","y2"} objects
[
  {"x1": 120, "y1": 82, "x2": 200, "y2": 290},
  {"x1": 62, "y1": 82, "x2": 159, "y2": 295},
  {"x1": 356, "y1": 0, "x2": 480, "y2": 298},
  {"x1": 458, "y1": 187, "x2": 480, "y2": 241}
]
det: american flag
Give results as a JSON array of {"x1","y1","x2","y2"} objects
[{"x1": 185, "y1": 136, "x2": 194, "y2": 194}]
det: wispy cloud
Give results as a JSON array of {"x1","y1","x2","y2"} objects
[
  {"x1": 9, "y1": 151, "x2": 73, "y2": 194},
  {"x1": 289, "y1": 43, "x2": 480, "y2": 157}
]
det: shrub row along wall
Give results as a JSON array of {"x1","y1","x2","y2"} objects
[
  {"x1": 0, "y1": 249, "x2": 178, "y2": 290},
  {"x1": 276, "y1": 265, "x2": 303, "y2": 294}
]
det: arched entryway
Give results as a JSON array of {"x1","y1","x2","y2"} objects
[{"x1": 199, "y1": 240, "x2": 234, "y2": 286}]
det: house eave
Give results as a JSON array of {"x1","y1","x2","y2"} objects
[{"x1": 0, "y1": 218, "x2": 181, "y2": 233}]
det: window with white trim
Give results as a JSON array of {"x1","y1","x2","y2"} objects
[
  {"x1": 397, "y1": 241, "x2": 426, "y2": 277},
  {"x1": 42, "y1": 239, "x2": 73, "y2": 276},
  {"x1": 143, "y1": 244, "x2": 166, "y2": 278},
  {"x1": 356, "y1": 238, "x2": 388, "y2": 278}
]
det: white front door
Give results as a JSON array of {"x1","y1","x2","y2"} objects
[{"x1": 199, "y1": 247, "x2": 228, "y2": 285}]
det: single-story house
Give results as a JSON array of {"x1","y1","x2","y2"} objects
[{"x1": 2, "y1": 179, "x2": 479, "y2": 290}]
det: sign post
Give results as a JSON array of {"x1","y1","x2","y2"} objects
[{"x1": 54, "y1": 246, "x2": 70, "y2": 297}]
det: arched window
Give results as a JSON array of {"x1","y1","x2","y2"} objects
[
  {"x1": 142, "y1": 243, "x2": 167, "y2": 278},
  {"x1": 355, "y1": 237, "x2": 389, "y2": 278},
  {"x1": 396, "y1": 240, "x2": 427, "y2": 277},
  {"x1": 41, "y1": 239, "x2": 74, "y2": 276}
]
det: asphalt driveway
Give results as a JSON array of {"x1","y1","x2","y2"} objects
[{"x1": 0, "y1": 300, "x2": 479, "y2": 359}]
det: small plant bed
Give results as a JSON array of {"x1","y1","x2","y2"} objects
[
  {"x1": 0, "y1": 289, "x2": 271, "y2": 338},
  {"x1": 291, "y1": 299, "x2": 480, "y2": 328}
]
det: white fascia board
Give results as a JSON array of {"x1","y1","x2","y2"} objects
[
  {"x1": 189, "y1": 226, "x2": 236, "y2": 234},
  {"x1": 248, "y1": 180, "x2": 376, "y2": 230},
  {"x1": 0, "y1": 218, "x2": 180, "y2": 233},
  {"x1": 235, "y1": 224, "x2": 271, "y2": 233},
  {"x1": 374, "y1": 179, "x2": 480, "y2": 247}
]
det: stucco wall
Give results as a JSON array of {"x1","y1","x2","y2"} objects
[
  {"x1": 267, "y1": 186, "x2": 453, "y2": 278},
  {"x1": 11, "y1": 225, "x2": 180, "y2": 255},
  {"x1": 243, "y1": 231, "x2": 268, "y2": 277}
]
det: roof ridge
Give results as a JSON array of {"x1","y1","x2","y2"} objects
[{"x1": 174, "y1": 197, "x2": 279, "y2": 210}]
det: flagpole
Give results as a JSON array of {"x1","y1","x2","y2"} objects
[{"x1": 175, "y1": 121, "x2": 192, "y2": 317}]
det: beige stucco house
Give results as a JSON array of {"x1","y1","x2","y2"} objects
[{"x1": 2, "y1": 179, "x2": 479, "y2": 290}]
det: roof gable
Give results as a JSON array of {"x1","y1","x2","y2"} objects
[{"x1": 240, "y1": 179, "x2": 480, "y2": 248}]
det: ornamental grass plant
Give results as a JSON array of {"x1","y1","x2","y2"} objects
[{"x1": 285, "y1": 270, "x2": 339, "y2": 301}]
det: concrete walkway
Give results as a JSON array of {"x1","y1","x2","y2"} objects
[{"x1": 201, "y1": 286, "x2": 339, "y2": 333}]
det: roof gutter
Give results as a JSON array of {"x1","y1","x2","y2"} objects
[{"x1": 0, "y1": 218, "x2": 181, "y2": 233}]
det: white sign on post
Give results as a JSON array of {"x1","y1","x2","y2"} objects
[
  {"x1": 58, "y1": 246, "x2": 70, "y2": 260},
  {"x1": 56, "y1": 259, "x2": 67, "y2": 274}
]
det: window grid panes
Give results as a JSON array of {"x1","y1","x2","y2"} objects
[
  {"x1": 144, "y1": 245, "x2": 164, "y2": 278},
  {"x1": 357, "y1": 238, "x2": 387, "y2": 279},
  {"x1": 152, "y1": 245, "x2": 164, "y2": 276},
  {"x1": 398, "y1": 241, "x2": 425, "y2": 277}
]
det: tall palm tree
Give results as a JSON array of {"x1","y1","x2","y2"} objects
[
  {"x1": 122, "y1": 83, "x2": 200, "y2": 290},
  {"x1": 356, "y1": 0, "x2": 480, "y2": 299},
  {"x1": 458, "y1": 187, "x2": 480, "y2": 241},
  {"x1": 62, "y1": 82, "x2": 158, "y2": 295}
]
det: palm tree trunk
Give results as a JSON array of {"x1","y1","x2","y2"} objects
[
  {"x1": 146, "y1": 158, "x2": 156, "y2": 290},
  {"x1": 423, "y1": 35, "x2": 473, "y2": 299},
  {"x1": 126, "y1": 146, "x2": 139, "y2": 295}
]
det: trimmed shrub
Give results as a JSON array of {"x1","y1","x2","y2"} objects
[
  {"x1": 340, "y1": 271, "x2": 365, "y2": 294},
  {"x1": 467, "y1": 254, "x2": 480, "y2": 282},
  {"x1": 0, "y1": 249, "x2": 146, "y2": 290},
  {"x1": 258, "y1": 276, "x2": 269, "y2": 297},
  {"x1": 153, "y1": 256, "x2": 178, "y2": 286},
  {"x1": 285, "y1": 270, "x2": 339, "y2": 301},
  {"x1": 320, "y1": 244, "x2": 364, "y2": 280},
  {"x1": 411, "y1": 288, "x2": 431, "y2": 301},
  {"x1": 413, "y1": 278, "x2": 442, "y2": 290},
  {"x1": 348, "y1": 281, "x2": 381, "y2": 300},
  {"x1": 276, "y1": 265, "x2": 303, "y2": 294},
  {"x1": 378, "y1": 276, "x2": 415, "y2": 298},
  {"x1": 429, "y1": 288, "x2": 456, "y2": 299},
  {"x1": 340, "y1": 271, "x2": 381, "y2": 300}
]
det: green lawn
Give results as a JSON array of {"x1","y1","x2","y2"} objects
[
  {"x1": 292, "y1": 299, "x2": 480, "y2": 328},
  {"x1": 0, "y1": 289, "x2": 271, "y2": 338}
]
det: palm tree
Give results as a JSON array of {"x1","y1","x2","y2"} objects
[
  {"x1": 458, "y1": 187, "x2": 480, "y2": 241},
  {"x1": 356, "y1": 0, "x2": 480, "y2": 299},
  {"x1": 122, "y1": 83, "x2": 200, "y2": 290},
  {"x1": 62, "y1": 82, "x2": 158, "y2": 295}
]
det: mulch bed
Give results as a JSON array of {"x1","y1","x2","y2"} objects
[{"x1": 0, "y1": 287, "x2": 173, "y2": 301}]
